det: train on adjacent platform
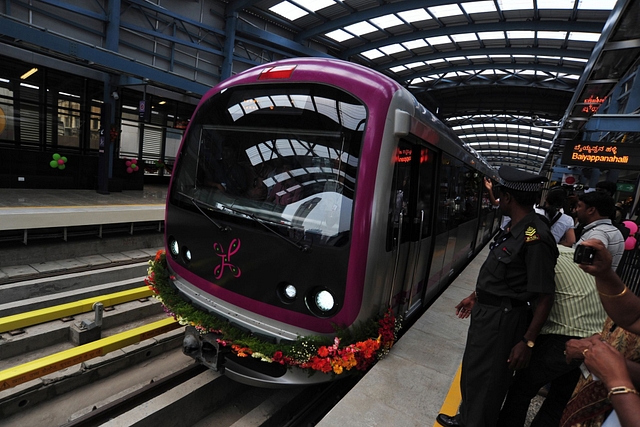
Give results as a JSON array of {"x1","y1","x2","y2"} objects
[{"x1": 164, "y1": 57, "x2": 500, "y2": 386}]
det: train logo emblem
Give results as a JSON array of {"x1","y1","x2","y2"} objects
[{"x1": 213, "y1": 239, "x2": 242, "y2": 279}]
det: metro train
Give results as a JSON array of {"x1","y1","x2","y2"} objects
[{"x1": 159, "y1": 57, "x2": 501, "y2": 386}]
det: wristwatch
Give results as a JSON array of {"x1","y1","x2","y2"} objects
[{"x1": 522, "y1": 337, "x2": 535, "y2": 348}]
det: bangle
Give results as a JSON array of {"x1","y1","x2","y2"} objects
[
  {"x1": 608, "y1": 386, "x2": 639, "y2": 400},
  {"x1": 599, "y1": 287, "x2": 628, "y2": 298}
]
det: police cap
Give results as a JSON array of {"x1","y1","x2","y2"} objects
[{"x1": 499, "y1": 166, "x2": 547, "y2": 192}]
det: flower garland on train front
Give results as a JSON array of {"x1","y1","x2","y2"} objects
[{"x1": 145, "y1": 250, "x2": 401, "y2": 375}]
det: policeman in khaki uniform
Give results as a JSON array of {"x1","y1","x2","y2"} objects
[{"x1": 437, "y1": 166, "x2": 559, "y2": 427}]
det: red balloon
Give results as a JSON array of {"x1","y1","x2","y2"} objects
[
  {"x1": 624, "y1": 236, "x2": 637, "y2": 251},
  {"x1": 127, "y1": 167, "x2": 133, "y2": 174},
  {"x1": 126, "y1": 160, "x2": 132, "y2": 167},
  {"x1": 57, "y1": 159, "x2": 65, "y2": 165},
  {"x1": 131, "y1": 158, "x2": 137, "y2": 164}
]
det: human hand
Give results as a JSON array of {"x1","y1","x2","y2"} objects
[
  {"x1": 455, "y1": 295, "x2": 475, "y2": 319},
  {"x1": 583, "y1": 338, "x2": 631, "y2": 389},
  {"x1": 508, "y1": 341, "x2": 531, "y2": 370},
  {"x1": 483, "y1": 177, "x2": 493, "y2": 191},
  {"x1": 565, "y1": 337, "x2": 594, "y2": 364}
]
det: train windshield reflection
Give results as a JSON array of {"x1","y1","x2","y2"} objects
[{"x1": 170, "y1": 84, "x2": 367, "y2": 245}]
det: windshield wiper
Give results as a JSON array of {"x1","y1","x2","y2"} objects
[
  {"x1": 220, "y1": 204, "x2": 312, "y2": 254},
  {"x1": 180, "y1": 192, "x2": 231, "y2": 232}
]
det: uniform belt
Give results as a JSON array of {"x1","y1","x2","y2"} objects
[{"x1": 476, "y1": 291, "x2": 529, "y2": 308}]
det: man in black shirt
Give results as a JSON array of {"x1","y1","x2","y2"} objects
[{"x1": 437, "y1": 166, "x2": 559, "y2": 427}]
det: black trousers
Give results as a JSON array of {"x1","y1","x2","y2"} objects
[
  {"x1": 457, "y1": 300, "x2": 530, "y2": 427},
  {"x1": 497, "y1": 333, "x2": 582, "y2": 427}
]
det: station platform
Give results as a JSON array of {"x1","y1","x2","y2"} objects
[
  {"x1": 0, "y1": 184, "x2": 167, "y2": 229},
  {"x1": 318, "y1": 246, "x2": 486, "y2": 427},
  {"x1": 0, "y1": 184, "x2": 168, "y2": 270}
]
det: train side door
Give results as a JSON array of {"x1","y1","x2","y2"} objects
[{"x1": 388, "y1": 140, "x2": 435, "y2": 318}]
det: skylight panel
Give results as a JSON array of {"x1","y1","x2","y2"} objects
[
  {"x1": 564, "y1": 57, "x2": 588, "y2": 63},
  {"x1": 410, "y1": 77, "x2": 434, "y2": 85},
  {"x1": 361, "y1": 49, "x2": 384, "y2": 60},
  {"x1": 390, "y1": 65, "x2": 408, "y2": 73},
  {"x1": 406, "y1": 62, "x2": 426, "y2": 69},
  {"x1": 426, "y1": 58, "x2": 446, "y2": 66},
  {"x1": 426, "y1": 35, "x2": 452, "y2": 46},
  {"x1": 569, "y1": 32, "x2": 601, "y2": 42},
  {"x1": 269, "y1": 1, "x2": 307, "y2": 21},
  {"x1": 447, "y1": 56, "x2": 466, "y2": 62},
  {"x1": 461, "y1": 1, "x2": 497, "y2": 14},
  {"x1": 398, "y1": 8, "x2": 431, "y2": 23},
  {"x1": 380, "y1": 44, "x2": 406, "y2": 55},
  {"x1": 538, "y1": 55, "x2": 562, "y2": 61},
  {"x1": 404, "y1": 39, "x2": 429, "y2": 50},
  {"x1": 428, "y1": 4, "x2": 463, "y2": 18},
  {"x1": 538, "y1": 31, "x2": 567, "y2": 40},
  {"x1": 507, "y1": 31, "x2": 535, "y2": 39},
  {"x1": 345, "y1": 21, "x2": 378, "y2": 36},
  {"x1": 325, "y1": 29, "x2": 352, "y2": 42},
  {"x1": 467, "y1": 55, "x2": 488, "y2": 60},
  {"x1": 371, "y1": 14, "x2": 403, "y2": 29},
  {"x1": 478, "y1": 31, "x2": 504, "y2": 40},
  {"x1": 295, "y1": 0, "x2": 335, "y2": 12},
  {"x1": 578, "y1": 0, "x2": 617, "y2": 9},
  {"x1": 497, "y1": 0, "x2": 533, "y2": 11},
  {"x1": 537, "y1": 0, "x2": 575, "y2": 9},
  {"x1": 451, "y1": 33, "x2": 478, "y2": 43}
]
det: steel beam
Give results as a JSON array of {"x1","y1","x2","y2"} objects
[{"x1": 0, "y1": 16, "x2": 210, "y2": 95}]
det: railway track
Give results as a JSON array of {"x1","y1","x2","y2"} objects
[{"x1": 0, "y1": 251, "x2": 359, "y2": 426}]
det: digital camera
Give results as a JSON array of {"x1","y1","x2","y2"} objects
[{"x1": 573, "y1": 244, "x2": 596, "y2": 265}]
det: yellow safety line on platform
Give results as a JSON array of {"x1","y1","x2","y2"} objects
[
  {"x1": 0, "y1": 286, "x2": 153, "y2": 333},
  {"x1": 0, "y1": 317, "x2": 180, "y2": 391},
  {"x1": 433, "y1": 364, "x2": 462, "y2": 427}
]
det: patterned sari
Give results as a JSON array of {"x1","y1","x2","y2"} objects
[{"x1": 560, "y1": 317, "x2": 640, "y2": 427}]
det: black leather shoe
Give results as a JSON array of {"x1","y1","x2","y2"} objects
[{"x1": 436, "y1": 413, "x2": 461, "y2": 427}]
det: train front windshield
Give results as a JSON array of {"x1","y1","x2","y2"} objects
[{"x1": 170, "y1": 83, "x2": 367, "y2": 245}]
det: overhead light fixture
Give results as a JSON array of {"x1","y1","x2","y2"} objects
[
  {"x1": 20, "y1": 68, "x2": 38, "y2": 80},
  {"x1": 159, "y1": 101, "x2": 166, "y2": 105}
]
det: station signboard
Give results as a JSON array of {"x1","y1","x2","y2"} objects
[{"x1": 561, "y1": 141, "x2": 640, "y2": 170}]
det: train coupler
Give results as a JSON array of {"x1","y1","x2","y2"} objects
[{"x1": 183, "y1": 326, "x2": 228, "y2": 372}]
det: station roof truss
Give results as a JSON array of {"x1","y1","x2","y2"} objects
[{"x1": 227, "y1": 0, "x2": 637, "y2": 174}]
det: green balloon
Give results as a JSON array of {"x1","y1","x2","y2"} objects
[
  {"x1": 58, "y1": 164, "x2": 66, "y2": 170},
  {"x1": 50, "y1": 160, "x2": 58, "y2": 168},
  {"x1": 61, "y1": 156, "x2": 67, "y2": 163},
  {"x1": 52, "y1": 153, "x2": 61, "y2": 160}
]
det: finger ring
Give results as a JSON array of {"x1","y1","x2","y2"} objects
[{"x1": 582, "y1": 348, "x2": 589, "y2": 357}]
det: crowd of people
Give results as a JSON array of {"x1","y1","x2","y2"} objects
[{"x1": 436, "y1": 167, "x2": 639, "y2": 427}]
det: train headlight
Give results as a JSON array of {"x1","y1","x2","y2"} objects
[
  {"x1": 169, "y1": 238, "x2": 180, "y2": 258},
  {"x1": 306, "y1": 288, "x2": 337, "y2": 316},
  {"x1": 284, "y1": 284, "x2": 297, "y2": 299},
  {"x1": 277, "y1": 282, "x2": 297, "y2": 304},
  {"x1": 315, "y1": 290, "x2": 335, "y2": 312},
  {"x1": 183, "y1": 247, "x2": 192, "y2": 263}
]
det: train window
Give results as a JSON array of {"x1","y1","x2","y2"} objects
[
  {"x1": 386, "y1": 141, "x2": 435, "y2": 251},
  {"x1": 169, "y1": 83, "x2": 366, "y2": 246}
]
